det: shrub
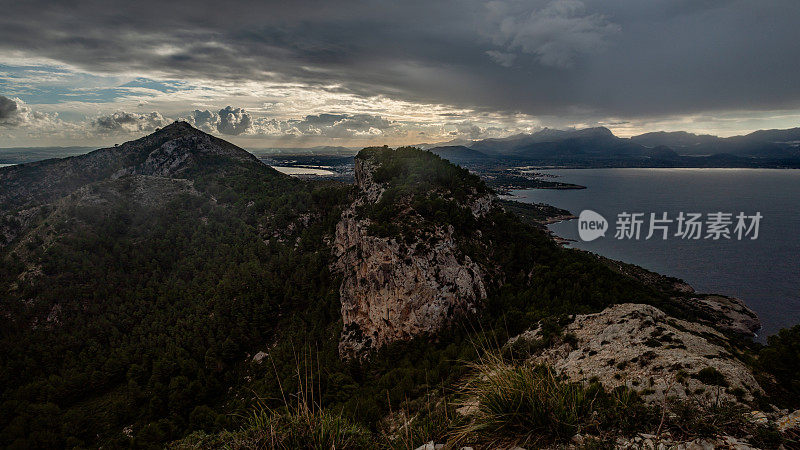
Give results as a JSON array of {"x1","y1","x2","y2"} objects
[
  {"x1": 693, "y1": 367, "x2": 728, "y2": 387},
  {"x1": 666, "y1": 397, "x2": 750, "y2": 438},
  {"x1": 173, "y1": 402, "x2": 372, "y2": 449},
  {"x1": 758, "y1": 324, "x2": 800, "y2": 406},
  {"x1": 452, "y1": 355, "x2": 599, "y2": 446},
  {"x1": 382, "y1": 396, "x2": 458, "y2": 450},
  {"x1": 253, "y1": 403, "x2": 371, "y2": 450}
]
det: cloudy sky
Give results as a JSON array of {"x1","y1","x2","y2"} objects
[{"x1": 1, "y1": 0, "x2": 799, "y2": 148}]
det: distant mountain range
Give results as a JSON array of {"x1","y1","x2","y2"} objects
[
  {"x1": 0, "y1": 146, "x2": 94, "y2": 165},
  {"x1": 426, "y1": 126, "x2": 800, "y2": 167},
  {"x1": 248, "y1": 145, "x2": 358, "y2": 156},
  {"x1": 428, "y1": 145, "x2": 493, "y2": 162},
  {"x1": 4, "y1": 126, "x2": 800, "y2": 168}
]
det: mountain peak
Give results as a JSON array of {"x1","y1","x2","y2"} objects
[
  {"x1": 135, "y1": 120, "x2": 207, "y2": 142},
  {"x1": 0, "y1": 124, "x2": 265, "y2": 210},
  {"x1": 575, "y1": 126, "x2": 614, "y2": 137},
  {"x1": 115, "y1": 120, "x2": 259, "y2": 166},
  {"x1": 154, "y1": 120, "x2": 200, "y2": 134}
]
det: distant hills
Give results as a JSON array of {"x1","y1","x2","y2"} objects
[
  {"x1": 0, "y1": 145, "x2": 359, "y2": 165},
  {"x1": 631, "y1": 128, "x2": 800, "y2": 158},
  {"x1": 4, "y1": 125, "x2": 800, "y2": 168},
  {"x1": 0, "y1": 146, "x2": 94, "y2": 165},
  {"x1": 425, "y1": 126, "x2": 800, "y2": 167},
  {"x1": 248, "y1": 145, "x2": 357, "y2": 157},
  {"x1": 428, "y1": 145, "x2": 491, "y2": 162}
]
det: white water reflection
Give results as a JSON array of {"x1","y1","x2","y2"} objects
[{"x1": 270, "y1": 165, "x2": 335, "y2": 176}]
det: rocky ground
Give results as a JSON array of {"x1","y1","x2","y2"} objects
[
  {"x1": 420, "y1": 300, "x2": 800, "y2": 449},
  {"x1": 509, "y1": 303, "x2": 762, "y2": 405}
]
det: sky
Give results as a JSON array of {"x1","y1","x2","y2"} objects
[{"x1": 1, "y1": 0, "x2": 799, "y2": 148}]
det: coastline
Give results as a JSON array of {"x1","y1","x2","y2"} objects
[{"x1": 508, "y1": 189, "x2": 763, "y2": 340}]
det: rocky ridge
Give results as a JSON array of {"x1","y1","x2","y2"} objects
[{"x1": 332, "y1": 151, "x2": 494, "y2": 358}]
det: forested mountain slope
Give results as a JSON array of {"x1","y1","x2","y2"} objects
[{"x1": 0, "y1": 123, "x2": 351, "y2": 447}]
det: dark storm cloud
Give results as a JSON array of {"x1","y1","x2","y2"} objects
[
  {"x1": 297, "y1": 113, "x2": 395, "y2": 137},
  {"x1": 481, "y1": 0, "x2": 620, "y2": 68},
  {"x1": 0, "y1": 96, "x2": 19, "y2": 125},
  {"x1": 93, "y1": 111, "x2": 170, "y2": 133},
  {"x1": 2, "y1": 0, "x2": 799, "y2": 120}
]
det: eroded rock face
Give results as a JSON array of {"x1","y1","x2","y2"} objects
[
  {"x1": 333, "y1": 156, "x2": 492, "y2": 358},
  {"x1": 510, "y1": 303, "x2": 763, "y2": 405}
]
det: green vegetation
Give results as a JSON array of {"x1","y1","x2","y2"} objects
[
  {"x1": 357, "y1": 147, "x2": 488, "y2": 239},
  {"x1": 498, "y1": 199, "x2": 573, "y2": 226},
  {"x1": 693, "y1": 367, "x2": 729, "y2": 387},
  {"x1": 1, "y1": 143, "x2": 799, "y2": 448},
  {"x1": 758, "y1": 324, "x2": 800, "y2": 406},
  {"x1": 358, "y1": 146, "x2": 488, "y2": 199},
  {"x1": 452, "y1": 357, "x2": 607, "y2": 446},
  {"x1": 0, "y1": 158, "x2": 353, "y2": 448},
  {"x1": 175, "y1": 400, "x2": 371, "y2": 450},
  {"x1": 169, "y1": 352, "x2": 786, "y2": 449}
]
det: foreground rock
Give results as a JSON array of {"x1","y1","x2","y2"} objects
[
  {"x1": 669, "y1": 294, "x2": 761, "y2": 337},
  {"x1": 509, "y1": 303, "x2": 763, "y2": 405},
  {"x1": 419, "y1": 434, "x2": 759, "y2": 450},
  {"x1": 592, "y1": 433, "x2": 757, "y2": 450}
]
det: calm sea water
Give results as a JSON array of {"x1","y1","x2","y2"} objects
[
  {"x1": 511, "y1": 168, "x2": 800, "y2": 339},
  {"x1": 270, "y1": 165, "x2": 335, "y2": 176}
]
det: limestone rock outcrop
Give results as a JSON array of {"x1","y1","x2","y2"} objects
[
  {"x1": 333, "y1": 154, "x2": 493, "y2": 358},
  {"x1": 509, "y1": 303, "x2": 763, "y2": 405}
]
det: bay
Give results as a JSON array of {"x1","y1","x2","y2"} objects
[{"x1": 511, "y1": 168, "x2": 800, "y2": 338}]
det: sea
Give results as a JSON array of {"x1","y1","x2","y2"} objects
[
  {"x1": 510, "y1": 168, "x2": 800, "y2": 339},
  {"x1": 270, "y1": 165, "x2": 335, "y2": 176}
]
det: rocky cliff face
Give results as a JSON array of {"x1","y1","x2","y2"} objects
[{"x1": 333, "y1": 154, "x2": 494, "y2": 358}]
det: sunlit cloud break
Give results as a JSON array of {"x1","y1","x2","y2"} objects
[{"x1": 1, "y1": 0, "x2": 800, "y2": 147}]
